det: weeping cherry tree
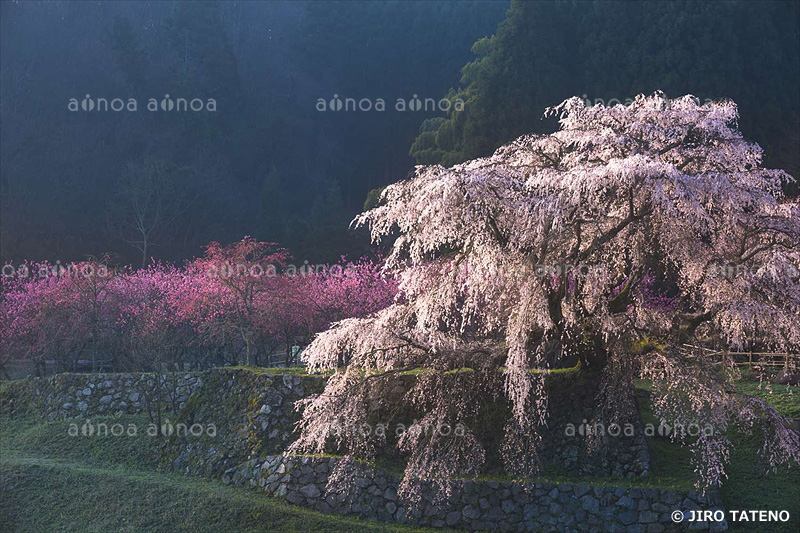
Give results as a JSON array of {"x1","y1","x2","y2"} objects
[{"x1": 290, "y1": 92, "x2": 800, "y2": 499}]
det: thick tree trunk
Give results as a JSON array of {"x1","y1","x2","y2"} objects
[{"x1": 575, "y1": 331, "x2": 609, "y2": 370}]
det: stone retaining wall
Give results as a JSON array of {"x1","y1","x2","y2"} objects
[
  {"x1": 1, "y1": 372, "x2": 202, "y2": 419},
  {"x1": 539, "y1": 372, "x2": 650, "y2": 479},
  {"x1": 162, "y1": 368, "x2": 325, "y2": 478},
  {"x1": 224, "y1": 455, "x2": 726, "y2": 532},
  {"x1": 0, "y1": 368, "x2": 649, "y2": 480}
]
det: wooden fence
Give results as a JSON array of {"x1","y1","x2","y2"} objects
[{"x1": 680, "y1": 344, "x2": 800, "y2": 370}]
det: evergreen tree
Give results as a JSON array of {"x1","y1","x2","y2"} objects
[{"x1": 411, "y1": 0, "x2": 800, "y2": 187}]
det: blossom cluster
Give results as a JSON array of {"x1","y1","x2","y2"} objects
[{"x1": 0, "y1": 238, "x2": 397, "y2": 372}]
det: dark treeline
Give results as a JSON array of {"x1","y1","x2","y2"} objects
[
  {"x1": 0, "y1": 0, "x2": 506, "y2": 266},
  {"x1": 1, "y1": 0, "x2": 798, "y2": 267},
  {"x1": 411, "y1": 0, "x2": 800, "y2": 185}
]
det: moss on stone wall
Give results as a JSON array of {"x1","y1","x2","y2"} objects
[{"x1": 161, "y1": 368, "x2": 325, "y2": 478}]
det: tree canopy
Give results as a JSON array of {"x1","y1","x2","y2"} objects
[{"x1": 295, "y1": 93, "x2": 800, "y2": 499}]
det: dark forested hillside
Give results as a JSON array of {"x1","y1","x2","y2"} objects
[
  {"x1": 2, "y1": 0, "x2": 798, "y2": 266},
  {"x1": 411, "y1": 0, "x2": 800, "y2": 191},
  {"x1": 0, "y1": 0, "x2": 507, "y2": 264}
]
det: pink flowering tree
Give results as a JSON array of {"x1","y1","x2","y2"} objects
[
  {"x1": 188, "y1": 237, "x2": 291, "y2": 367},
  {"x1": 60, "y1": 257, "x2": 121, "y2": 370},
  {"x1": 1, "y1": 265, "x2": 72, "y2": 376},
  {"x1": 113, "y1": 264, "x2": 193, "y2": 432},
  {"x1": 167, "y1": 261, "x2": 240, "y2": 367},
  {"x1": 312, "y1": 258, "x2": 399, "y2": 330},
  {"x1": 270, "y1": 258, "x2": 398, "y2": 366},
  {"x1": 0, "y1": 244, "x2": 397, "y2": 374},
  {"x1": 291, "y1": 93, "x2": 800, "y2": 497},
  {"x1": 0, "y1": 259, "x2": 118, "y2": 375}
]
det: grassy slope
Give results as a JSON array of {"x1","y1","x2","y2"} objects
[
  {"x1": 721, "y1": 379, "x2": 800, "y2": 533},
  {"x1": 637, "y1": 380, "x2": 800, "y2": 533},
  {"x1": 0, "y1": 456, "x2": 436, "y2": 533},
  {"x1": 734, "y1": 380, "x2": 800, "y2": 419},
  {"x1": 721, "y1": 431, "x2": 799, "y2": 533},
  {"x1": 0, "y1": 416, "x2": 434, "y2": 533}
]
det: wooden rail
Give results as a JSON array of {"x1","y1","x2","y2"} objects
[{"x1": 680, "y1": 344, "x2": 800, "y2": 369}]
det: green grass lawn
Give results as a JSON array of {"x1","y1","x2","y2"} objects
[
  {"x1": 0, "y1": 456, "x2": 438, "y2": 533},
  {"x1": 0, "y1": 415, "x2": 436, "y2": 533},
  {"x1": 733, "y1": 380, "x2": 800, "y2": 419},
  {"x1": 636, "y1": 379, "x2": 800, "y2": 533},
  {"x1": 1, "y1": 415, "x2": 160, "y2": 470},
  {"x1": 721, "y1": 430, "x2": 800, "y2": 533},
  {"x1": 719, "y1": 377, "x2": 800, "y2": 533}
]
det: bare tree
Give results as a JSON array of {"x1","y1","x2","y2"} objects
[{"x1": 107, "y1": 158, "x2": 195, "y2": 268}]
